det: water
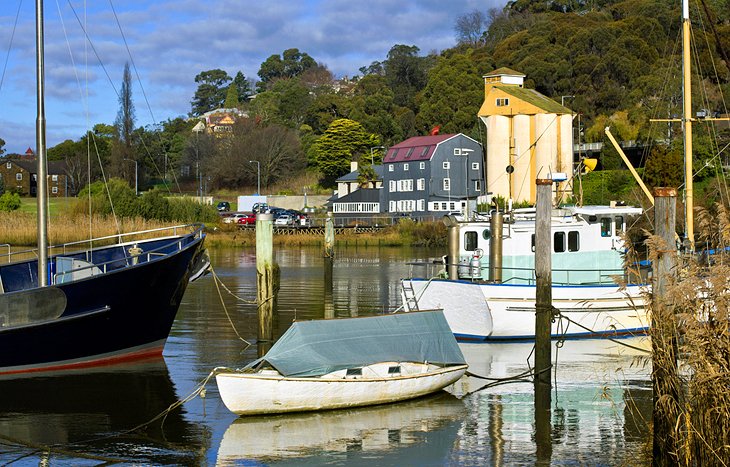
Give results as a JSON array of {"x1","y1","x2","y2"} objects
[{"x1": 0, "y1": 245, "x2": 652, "y2": 465}]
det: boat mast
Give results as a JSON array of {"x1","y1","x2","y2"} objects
[
  {"x1": 35, "y1": 0, "x2": 49, "y2": 286},
  {"x1": 682, "y1": 0, "x2": 694, "y2": 251}
]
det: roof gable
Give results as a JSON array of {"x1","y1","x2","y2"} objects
[{"x1": 385, "y1": 134, "x2": 458, "y2": 163}]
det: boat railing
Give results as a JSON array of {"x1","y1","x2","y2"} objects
[
  {"x1": 406, "y1": 261, "x2": 639, "y2": 286},
  {"x1": 0, "y1": 224, "x2": 205, "y2": 285},
  {"x1": 0, "y1": 244, "x2": 10, "y2": 263}
]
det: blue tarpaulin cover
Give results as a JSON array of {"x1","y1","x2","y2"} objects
[{"x1": 246, "y1": 310, "x2": 465, "y2": 377}]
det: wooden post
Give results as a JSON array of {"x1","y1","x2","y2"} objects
[
  {"x1": 534, "y1": 178, "x2": 553, "y2": 464},
  {"x1": 324, "y1": 256, "x2": 334, "y2": 319},
  {"x1": 256, "y1": 212, "x2": 277, "y2": 350},
  {"x1": 324, "y1": 212, "x2": 335, "y2": 259},
  {"x1": 651, "y1": 187, "x2": 680, "y2": 465}
]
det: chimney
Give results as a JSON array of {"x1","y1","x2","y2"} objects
[{"x1": 350, "y1": 161, "x2": 358, "y2": 172}]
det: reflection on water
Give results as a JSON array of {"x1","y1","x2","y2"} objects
[{"x1": 0, "y1": 245, "x2": 652, "y2": 465}]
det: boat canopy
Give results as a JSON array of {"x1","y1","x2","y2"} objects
[{"x1": 246, "y1": 310, "x2": 466, "y2": 377}]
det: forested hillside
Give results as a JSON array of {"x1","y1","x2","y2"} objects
[{"x1": 19, "y1": 0, "x2": 729, "y2": 195}]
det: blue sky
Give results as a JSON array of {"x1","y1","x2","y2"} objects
[{"x1": 0, "y1": 0, "x2": 503, "y2": 154}]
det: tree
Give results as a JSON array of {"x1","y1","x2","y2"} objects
[
  {"x1": 224, "y1": 84, "x2": 239, "y2": 108},
  {"x1": 349, "y1": 75, "x2": 403, "y2": 144},
  {"x1": 257, "y1": 48, "x2": 317, "y2": 91},
  {"x1": 113, "y1": 62, "x2": 136, "y2": 183},
  {"x1": 191, "y1": 69, "x2": 232, "y2": 115},
  {"x1": 0, "y1": 137, "x2": 5, "y2": 156},
  {"x1": 455, "y1": 10, "x2": 488, "y2": 47},
  {"x1": 383, "y1": 45, "x2": 430, "y2": 109},
  {"x1": 307, "y1": 118, "x2": 379, "y2": 184},
  {"x1": 233, "y1": 71, "x2": 252, "y2": 101}
]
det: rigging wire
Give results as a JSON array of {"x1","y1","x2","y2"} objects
[{"x1": 0, "y1": 0, "x2": 23, "y2": 96}]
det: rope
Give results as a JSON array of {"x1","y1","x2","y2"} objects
[
  {"x1": 551, "y1": 308, "x2": 651, "y2": 354},
  {"x1": 210, "y1": 267, "x2": 253, "y2": 346}
]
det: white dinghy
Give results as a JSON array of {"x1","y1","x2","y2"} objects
[{"x1": 215, "y1": 310, "x2": 468, "y2": 416}]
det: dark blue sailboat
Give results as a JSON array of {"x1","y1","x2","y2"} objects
[{"x1": 0, "y1": 0, "x2": 208, "y2": 376}]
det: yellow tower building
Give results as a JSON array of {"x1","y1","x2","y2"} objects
[{"x1": 478, "y1": 68, "x2": 573, "y2": 204}]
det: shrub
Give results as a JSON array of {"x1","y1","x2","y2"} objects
[{"x1": 0, "y1": 192, "x2": 21, "y2": 212}]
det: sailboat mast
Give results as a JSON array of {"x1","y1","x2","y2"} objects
[
  {"x1": 682, "y1": 0, "x2": 694, "y2": 251},
  {"x1": 35, "y1": 0, "x2": 49, "y2": 287}
]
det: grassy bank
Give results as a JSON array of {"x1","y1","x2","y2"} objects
[{"x1": 0, "y1": 211, "x2": 447, "y2": 249}]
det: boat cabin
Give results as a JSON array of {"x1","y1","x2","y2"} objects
[{"x1": 451, "y1": 205, "x2": 642, "y2": 285}]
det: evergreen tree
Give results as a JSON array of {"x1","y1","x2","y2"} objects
[
  {"x1": 307, "y1": 118, "x2": 379, "y2": 184},
  {"x1": 233, "y1": 71, "x2": 252, "y2": 100},
  {"x1": 224, "y1": 84, "x2": 239, "y2": 108},
  {"x1": 191, "y1": 69, "x2": 232, "y2": 115}
]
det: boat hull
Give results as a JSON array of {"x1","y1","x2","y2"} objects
[
  {"x1": 404, "y1": 279, "x2": 649, "y2": 341},
  {"x1": 0, "y1": 231, "x2": 205, "y2": 375},
  {"x1": 215, "y1": 364, "x2": 468, "y2": 416}
]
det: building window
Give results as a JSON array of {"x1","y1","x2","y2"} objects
[
  {"x1": 449, "y1": 202, "x2": 456, "y2": 211},
  {"x1": 420, "y1": 147, "x2": 429, "y2": 157},
  {"x1": 568, "y1": 231, "x2": 580, "y2": 252},
  {"x1": 417, "y1": 178, "x2": 425, "y2": 190},
  {"x1": 51, "y1": 174, "x2": 58, "y2": 182},
  {"x1": 389, "y1": 180, "x2": 396, "y2": 192},
  {"x1": 443, "y1": 161, "x2": 450, "y2": 170},
  {"x1": 32, "y1": 174, "x2": 37, "y2": 181},
  {"x1": 443, "y1": 178, "x2": 450, "y2": 191},
  {"x1": 496, "y1": 98, "x2": 510, "y2": 106},
  {"x1": 16, "y1": 173, "x2": 22, "y2": 181},
  {"x1": 441, "y1": 202, "x2": 447, "y2": 210},
  {"x1": 472, "y1": 162, "x2": 479, "y2": 170},
  {"x1": 474, "y1": 180, "x2": 481, "y2": 191},
  {"x1": 388, "y1": 165, "x2": 394, "y2": 172},
  {"x1": 5, "y1": 162, "x2": 10, "y2": 169},
  {"x1": 419, "y1": 162, "x2": 425, "y2": 170},
  {"x1": 404, "y1": 163, "x2": 409, "y2": 171},
  {"x1": 51, "y1": 186, "x2": 58, "y2": 194},
  {"x1": 417, "y1": 199, "x2": 425, "y2": 211}
]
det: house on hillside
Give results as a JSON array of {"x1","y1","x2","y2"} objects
[
  {"x1": 0, "y1": 158, "x2": 69, "y2": 197},
  {"x1": 478, "y1": 67, "x2": 573, "y2": 203},
  {"x1": 199, "y1": 108, "x2": 249, "y2": 135},
  {"x1": 382, "y1": 133, "x2": 484, "y2": 219},
  {"x1": 331, "y1": 163, "x2": 383, "y2": 221}
]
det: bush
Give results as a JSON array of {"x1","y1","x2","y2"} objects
[{"x1": 0, "y1": 192, "x2": 21, "y2": 212}]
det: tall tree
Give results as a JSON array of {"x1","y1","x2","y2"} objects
[
  {"x1": 455, "y1": 10, "x2": 488, "y2": 47},
  {"x1": 233, "y1": 71, "x2": 252, "y2": 100},
  {"x1": 114, "y1": 62, "x2": 136, "y2": 183},
  {"x1": 257, "y1": 48, "x2": 317, "y2": 91},
  {"x1": 383, "y1": 45, "x2": 430, "y2": 109},
  {"x1": 224, "y1": 84, "x2": 240, "y2": 108},
  {"x1": 307, "y1": 118, "x2": 379, "y2": 184},
  {"x1": 0, "y1": 137, "x2": 5, "y2": 156},
  {"x1": 191, "y1": 69, "x2": 232, "y2": 115}
]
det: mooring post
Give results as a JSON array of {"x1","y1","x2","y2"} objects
[
  {"x1": 324, "y1": 212, "x2": 335, "y2": 259},
  {"x1": 489, "y1": 210, "x2": 504, "y2": 283},
  {"x1": 651, "y1": 187, "x2": 679, "y2": 464},
  {"x1": 256, "y1": 212, "x2": 277, "y2": 351},
  {"x1": 534, "y1": 178, "x2": 553, "y2": 464}
]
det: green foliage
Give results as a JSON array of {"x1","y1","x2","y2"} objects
[
  {"x1": 233, "y1": 71, "x2": 252, "y2": 100},
  {"x1": 307, "y1": 119, "x2": 380, "y2": 185},
  {"x1": 643, "y1": 144, "x2": 683, "y2": 189},
  {"x1": 578, "y1": 170, "x2": 638, "y2": 205},
  {"x1": 383, "y1": 45, "x2": 431, "y2": 109},
  {"x1": 257, "y1": 48, "x2": 317, "y2": 91},
  {"x1": 224, "y1": 84, "x2": 239, "y2": 108},
  {"x1": 0, "y1": 137, "x2": 5, "y2": 156},
  {"x1": 0, "y1": 192, "x2": 21, "y2": 212},
  {"x1": 191, "y1": 69, "x2": 232, "y2": 116}
]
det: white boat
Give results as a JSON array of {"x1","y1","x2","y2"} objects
[
  {"x1": 402, "y1": 205, "x2": 649, "y2": 341},
  {"x1": 215, "y1": 310, "x2": 468, "y2": 415}
]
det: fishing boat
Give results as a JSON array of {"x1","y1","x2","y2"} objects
[
  {"x1": 0, "y1": 1, "x2": 208, "y2": 375},
  {"x1": 215, "y1": 310, "x2": 468, "y2": 415},
  {"x1": 402, "y1": 205, "x2": 649, "y2": 341}
]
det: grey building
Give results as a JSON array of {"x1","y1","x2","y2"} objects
[{"x1": 382, "y1": 133, "x2": 484, "y2": 219}]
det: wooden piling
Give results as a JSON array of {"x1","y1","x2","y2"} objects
[
  {"x1": 256, "y1": 213, "x2": 277, "y2": 347},
  {"x1": 324, "y1": 212, "x2": 335, "y2": 259},
  {"x1": 534, "y1": 178, "x2": 553, "y2": 463},
  {"x1": 651, "y1": 187, "x2": 680, "y2": 465},
  {"x1": 489, "y1": 210, "x2": 504, "y2": 283}
]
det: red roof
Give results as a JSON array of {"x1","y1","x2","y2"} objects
[{"x1": 385, "y1": 134, "x2": 456, "y2": 163}]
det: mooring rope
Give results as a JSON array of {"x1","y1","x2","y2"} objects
[{"x1": 210, "y1": 267, "x2": 253, "y2": 346}]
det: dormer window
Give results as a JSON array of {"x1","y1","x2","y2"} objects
[{"x1": 496, "y1": 98, "x2": 510, "y2": 107}]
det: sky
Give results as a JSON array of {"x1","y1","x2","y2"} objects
[{"x1": 0, "y1": 0, "x2": 505, "y2": 154}]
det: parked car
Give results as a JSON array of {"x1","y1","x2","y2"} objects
[
  {"x1": 274, "y1": 215, "x2": 293, "y2": 226},
  {"x1": 223, "y1": 213, "x2": 246, "y2": 224},
  {"x1": 237, "y1": 213, "x2": 256, "y2": 226},
  {"x1": 217, "y1": 201, "x2": 230, "y2": 212}
]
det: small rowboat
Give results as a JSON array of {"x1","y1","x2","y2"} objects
[{"x1": 215, "y1": 310, "x2": 467, "y2": 416}]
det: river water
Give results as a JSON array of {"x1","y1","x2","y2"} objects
[{"x1": 0, "y1": 245, "x2": 652, "y2": 465}]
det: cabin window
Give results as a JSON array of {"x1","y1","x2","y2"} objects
[
  {"x1": 600, "y1": 218, "x2": 611, "y2": 237},
  {"x1": 615, "y1": 216, "x2": 624, "y2": 234},
  {"x1": 568, "y1": 231, "x2": 580, "y2": 252},
  {"x1": 554, "y1": 232, "x2": 566, "y2": 253},
  {"x1": 388, "y1": 366, "x2": 401, "y2": 375},
  {"x1": 346, "y1": 368, "x2": 362, "y2": 376},
  {"x1": 464, "y1": 231, "x2": 478, "y2": 251}
]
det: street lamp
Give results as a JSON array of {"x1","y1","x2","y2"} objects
[
  {"x1": 249, "y1": 160, "x2": 260, "y2": 195},
  {"x1": 561, "y1": 95, "x2": 574, "y2": 107},
  {"x1": 369, "y1": 146, "x2": 385, "y2": 165},
  {"x1": 124, "y1": 158, "x2": 138, "y2": 196}
]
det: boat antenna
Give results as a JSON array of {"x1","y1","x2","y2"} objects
[{"x1": 36, "y1": 0, "x2": 49, "y2": 287}]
